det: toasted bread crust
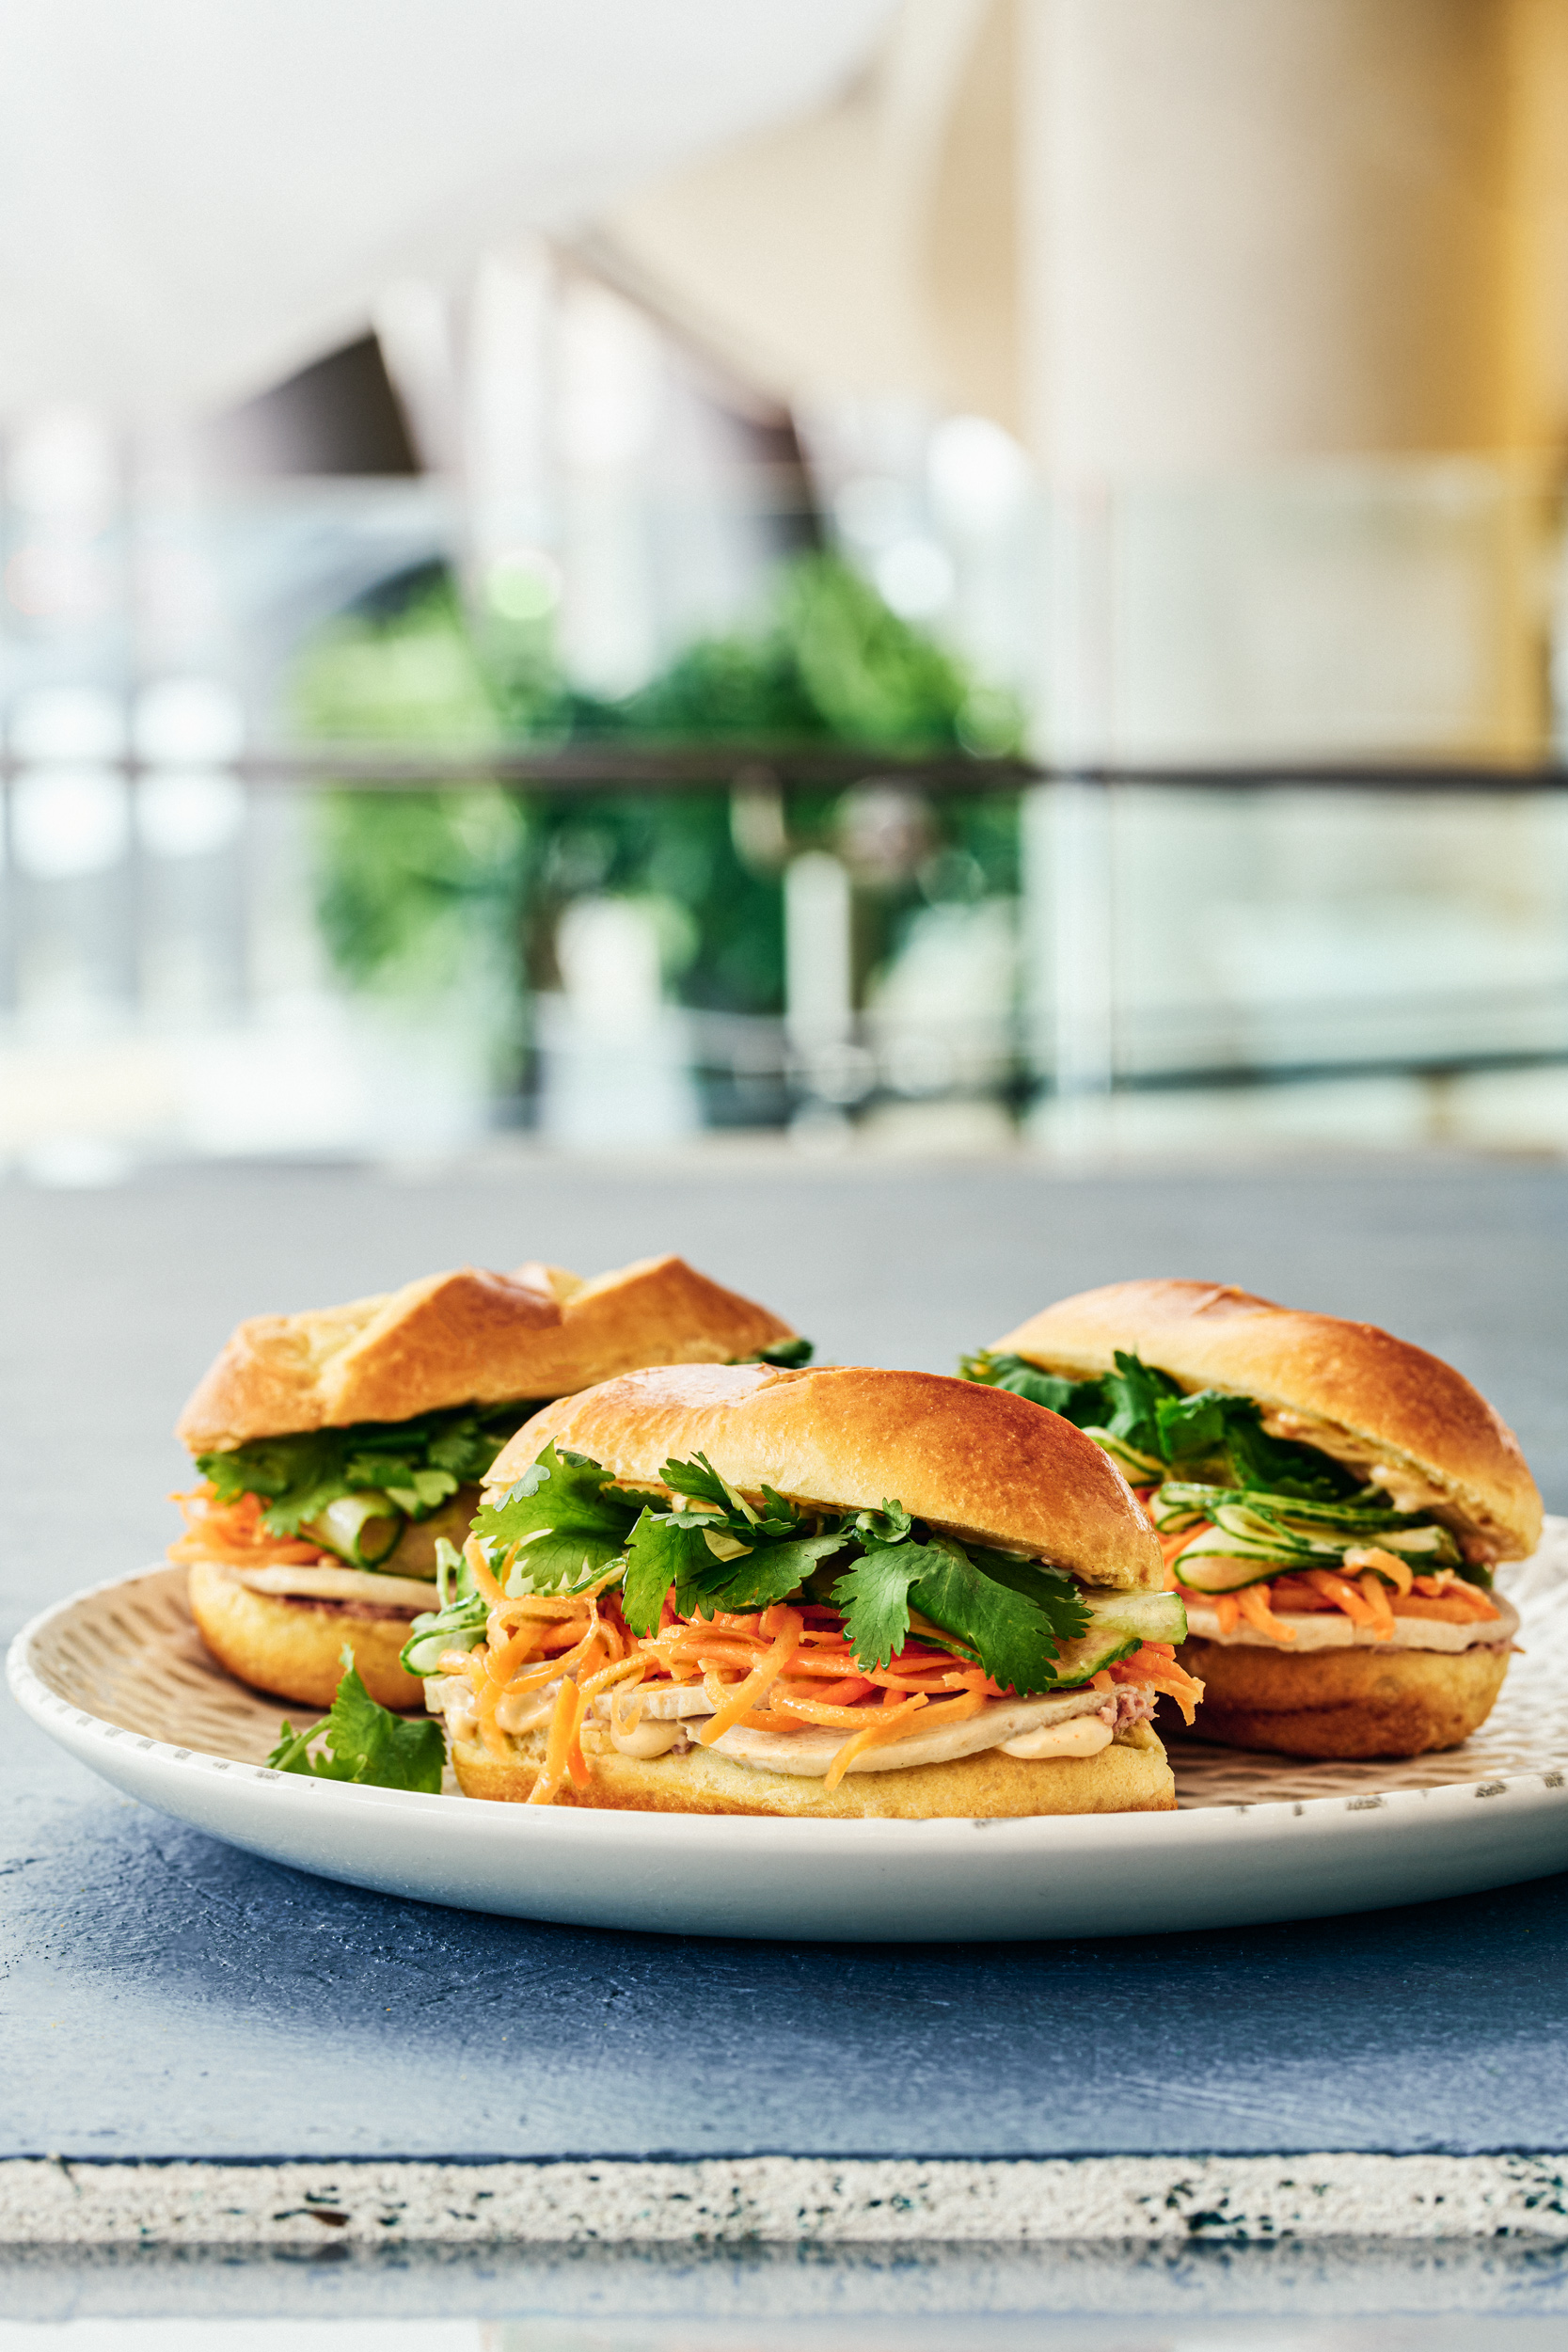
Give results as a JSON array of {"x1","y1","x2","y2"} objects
[
  {"x1": 187, "y1": 1560, "x2": 425, "y2": 1711},
  {"x1": 450, "y1": 1718, "x2": 1175, "y2": 1815},
  {"x1": 996, "y1": 1279, "x2": 1543, "y2": 1559},
  {"x1": 1175, "y1": 1634, "x2": 1509, "y2": 1758},
  {"x1": 178, "y1": 1255, "x2": 796, "y2": 1451},
  {"x1": 490, "y1": 1362, "x2": 1164, "y2": 1589}
]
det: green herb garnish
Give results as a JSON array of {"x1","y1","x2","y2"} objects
[{"x1": 267, "y1": 1651, "x2": 445, "y2": 1792}]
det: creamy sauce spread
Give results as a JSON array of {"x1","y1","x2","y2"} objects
[
  {"x1": 233, "y1": 1563, "x2": 438, "y2": 1613},
  {"x1": 426, "y1": 1670, "x2": 1125, "y2": 1777},
  {"x1": 998, "y1": 1715, "x2": 1114, "y2": 1760},
  {"x1": 1183, "y1": 1593, "x2": 1519, "y2": 1654}
]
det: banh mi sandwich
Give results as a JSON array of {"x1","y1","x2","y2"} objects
[
  {"x1": 962, "y1": 1279, "x2": 1542, "y2": 1759},
  {"x1": 171, "y1": 1255, "x2": 805, "y2": 1711},
  {"x1": 409, "y1": 1362, "x2": 1204, "y2": 1817}
]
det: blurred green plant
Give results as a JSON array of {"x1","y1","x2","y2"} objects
[{"x1": 296, "y1": 551, "x2": 1023, "y2": 1093}]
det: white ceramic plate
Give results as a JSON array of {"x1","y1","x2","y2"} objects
[{"x1": 10, "y1": 1524, "x2": 1568, "y2": 1942}]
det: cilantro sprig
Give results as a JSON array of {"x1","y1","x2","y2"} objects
[
  {"x1": 961, "y1": 1347, "x2": 1357, "y2": 1501},
  {"x1": 621, "y1": 1453, "x2": 845, "y2": 1632},
  {"x1": 472, "y1": 1443, "x2": 642, "y2": 1595},
  {"x1": 198, "y1": 1399, "x2": 534, "y2": 1537},
  {"x1": 831, "y1": 1508, "x2": 1088, "y2": 1687},
  {"x1": 266, "y1": 1651, "x2": 445, "y2": 1792},
  {"x1": 731, "y1": 1337, "x2": 815, "y2": 1368}
]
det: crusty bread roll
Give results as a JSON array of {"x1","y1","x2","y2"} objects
[
  {"x1": 179, "y1": 1254, "x2": 796, "y2": 1452},
  {"x1": 994, "y1": 1279, "x2": 1542, "y2": 1559},
  {"x1": 451, "y1": 1717, "x2": 1175, "y2": 1816},
  {"x1": 1176, "y1": 1635, "x2": 1510, "y2": 1760},
  {"x1": 188, "y1": 1561, "x2": 424, "y2": 1711},
  {"x1": 494, "y1": 1361, "x2": 1165, "y2": 1590}
]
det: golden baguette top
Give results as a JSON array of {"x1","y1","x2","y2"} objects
[
  {"x1": 994, "y1": 1279, "x2": 1542, "y2": 1560},
  {"x1": 178, "y1": 1254, "x2": 796, "y2": 1451},
  {"x1": 491, "y1": 1362, "x2": 1165, "y2": 1591}
]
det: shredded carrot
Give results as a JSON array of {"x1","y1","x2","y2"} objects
[
  {"x1": 1161, "y1": 1523, "x2": 1212, "y2": 1570},
  {"x1": 475, "y1": 1620, "x2": 547, "y2": 1756},
  {"x1": 464, "y1": 1535, "x2": 508, "y2": 1604},
  {"x1": 693, "y1": 1607, "x2": 802, "y2": 1745},
  {"x1": 527, "y1": 1675, "x2": 586, "y2": 1804},
  {"x1": 1412, "y1": 1570, "x2": 1499, "y2": 1612},
  {"x1": 1259, "y1": 1576, "x2": 1339, "y2": 1613},
  {"x1": 1395, "y1": 1583, "x2": 1500, "y2": 1623},
  {"x1": 1305, "y1": 1565, "x2": 1381, "y2": 1627},
  {"x1": 1236, "y1": 1582, "x2": 1296, "y2": 1645},
  {"x1": 1356, "y1": 1571, "x2": 1397, "y2": 1639},
  {"x1": 1343, "y1": 1545, "x2": 1413, "y2": 1597},
  {"x1": 823, "y1": 1692, "x2": 928, "y2": 1791},
  {"x1": 167, "y1": 1484, "x2": 328, "y2": 1567},
  {"x1": 770, "y1": 1691, "x2": 910, "y2": 1729}
]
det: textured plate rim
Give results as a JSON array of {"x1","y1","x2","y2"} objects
[{"x1": 10, "y1": 1562, "x2": 1568, "y2": 1849}]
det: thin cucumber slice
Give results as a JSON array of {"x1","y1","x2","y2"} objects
[
  {"x1": 1053, "y1": 1587, "x2": 1187, "y2": 1683},
  {"x1": 1079, "y1": 1427, "x2": 1166, "y2": 1483},
  {"x1": 1157, "y1": 1486, "x2": 1460, "y2": 1588},
  {"x1": 1175, "y1": 1546, "x2": 1436, "y2": 1595},
  {"x1": 304, "y1": 1490, "x2": 404, "y2": 1568}
]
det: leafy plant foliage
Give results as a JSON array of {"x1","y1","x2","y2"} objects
[
  {"x1": 199, "y1": 1400, "x2": 532, "y2": 1536},
  {"x1": 267, "y1": 1653, "x2": 445, "y2": 1792},
  {"x1": 960, "y1": 1348, "x2": 1356, "y2": 1499}
]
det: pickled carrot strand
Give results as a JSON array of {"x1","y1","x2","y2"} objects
[
  {"x1": 1357, "y1": 1571, "x2": 1397, "y2": 1640},
  {"x1": 823, "y1": 1693, "x2": 928, "y2": 1791},
  {"x1": 527, "y1": 1676, "x2": 586, "y2": 1804},
  {"x1": 465, "y1": 1536, "x2": 507, "y2": 1605},
  {"x1": 1236, "y1": 1583, "x2": 1295, "y2": 1645},
  {"x1": 1343, "y1": 1545, "x2": 1414, "y2": 1597},
  {"x1": 693, "y1": 1609, "x2": 803, "y2": 1746},
  {"x1": 1305, "y1": 1566, "x2": 1378, "y2": 1625}
]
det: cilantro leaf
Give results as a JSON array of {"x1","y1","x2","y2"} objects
[
  {"x1": 732, "y1": 1336, "x2": 815, "y2": 1368},
  {"x1": 622, "y1": 1509, "x2": 845, "y2": 1632},
  {"x1": 382, "y1": 1467, "x2": 461, "y2": 1517},
  {"x1": 200, "y1": 1430, "x2": 350, "y2": 1534},
  {"x1": 959, "y1": 1545, "x2": 1092, "y2": 1642},
  {"x1": 904, "y1": 1541, "x2": 1086, "y2": 1696},
  {"x1": 267, "y1": 1652, "x2": 444, "y2": 1792},
  {"x1": 1154, "y1": 1388, "x2": 1231, "y2": 1463},
  {"x1": 695, "y1": 1531, "x2": 847, "y2": 1614},
  {"x1": 1098, "y1": 1350, "x2": 1183, "y2": 1458},
  {"x1": 1214, "y1": 1402, "x2": 1359, "y2": 1500},
  {"x1": 854, "y1": 1499, "x2": 913, "y2": 1548},
  {"x1": 197, "y1": 1399, "x2": 532, "y2": 1537},
  {"x1": 658, "y1": 1451, "x2": 763, "y2": 1522},
  {"x1": 622, "y1": 1513, "x2": 716, "y2": 1634},
  {"x1": 472, "y1": 1442, "x2": 641, "y2": 1595},
  {"x1": 1154, "y1": 1388, "x2": 1355, "y2": 1500},
  {"x1": 963, "y1": 1343, "x2": 1360, "y2": 1502},
  {"x1": 959, "y1": 1350, "x2": 1109, "y2": 1424},
  {"x1": 831, "y1": 1541, "x2": 939, "y2": 1669}
]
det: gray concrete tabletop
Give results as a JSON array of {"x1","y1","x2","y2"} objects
[{"x1": 4, "y1": 1150, "x2": 1568, "y2": 2241}]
